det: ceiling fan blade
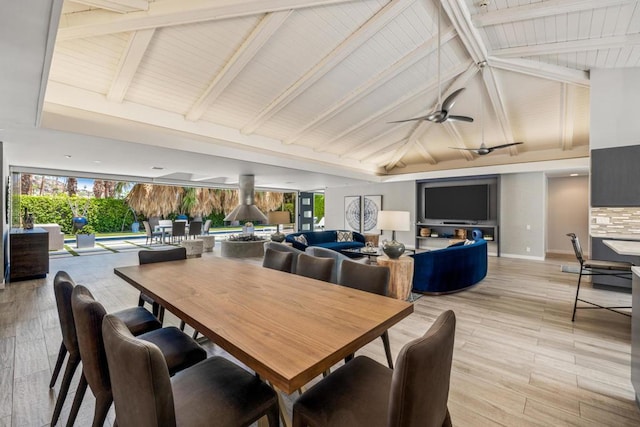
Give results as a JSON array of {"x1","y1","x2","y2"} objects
[
  {"x1": 487, "y1": 142, "x2": 524, "y2": 150},
  {"x1": 441, "y1": 88, "x2": 465, "y2": 112},
  {"x1": 448, "y1": 147, "x2": 478, "y2": 151},
  {"x1": 447, "y1": 115, "x2": 474, "y2": 123},
  {"x1": 387, "y1": 115, "x2": 431, "y2": 124}
]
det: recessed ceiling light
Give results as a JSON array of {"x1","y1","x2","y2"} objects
[
  {"x1": 93, "y1": 160, "x2": 101, "y2": 164},
  {"x1": 64, "y1": 155, "x2": 72, "y2": 158},
  {"x1": 151, "y1": 166, "x2": 164, "y2": 170},
  {"x1": 570, "y1": 173, "x2": 579, "y2": 177}
]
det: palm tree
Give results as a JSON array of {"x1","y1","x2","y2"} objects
[
  {"x1": 20, "y1": 174, "x2": 32, "y2": 195},
  {"x1": 66, "y1": 177, "x2": 77, "y2": 196},
  {"x1": 93, "y1": 180, "x2": 105, "y2": 198}
]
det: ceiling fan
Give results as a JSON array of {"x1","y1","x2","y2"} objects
[
  {"x1": 450, "y1": 63, "x2": 523, "y2": 155},
  {"x1": 389, "y1": 1, "x2": 473, "y2": 125}
]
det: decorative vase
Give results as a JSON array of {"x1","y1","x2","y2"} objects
[
  {"x1": 270, "y1": 232, "x2": 285, "y2": 242},
  {"x1": 382, "y1": 239, "x2": 405, "y2": 259}
]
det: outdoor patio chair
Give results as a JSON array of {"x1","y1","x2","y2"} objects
[
  {"x1": 203, "y1": 219, "x2": 212, "y2": 235},
  {"x1": 143, "y1": 220, "x2": 162, "y2": 245},
  {"x1": 171, "y1": 221, "x2": 186, "y2": 243},
  {"x1": 188, "y1": 220, "x2": 202, "y2": 239}
]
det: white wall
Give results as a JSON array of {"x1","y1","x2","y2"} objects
[
  {"x1": 500, "y1": 172, "x2": 546, "y2": 260},
  {"x1": 324, "y1": 181, "x2": 416, "y2": 247},
  {"x1": 546, "y1": 176, "x2": 589, "y2": 256},
  {"x1": 590, "y1": 68, "x2": 640, "y2": 150}
]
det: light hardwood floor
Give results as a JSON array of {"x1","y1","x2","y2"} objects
[{"x1": 1, "y1": 249, "x2": 639, "y2": 426}]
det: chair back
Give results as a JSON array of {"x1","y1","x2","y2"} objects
[
  {"x1": 203, "y1": 219, "x2": 212, "y2": 234},
  {"x1": 339, "y1": 259, "x2": 390, "y2": 296},
  {"x1": 53, "y1": 271, "x2": 79, "y2": 354},
  {"x1": 388, "y1": 310, "x2": 456, "y2": 427},
  {"x1": 102, "y1": 314, "x2": 175, "y2": 427},
  {"x1": 148, "y1": 217, "x2": 160, "y2": 230},
  {"x1": 263, "y1": 241, "x2": 304, "y2": 273},
  {"x1": 304, "y1": 246, "x2": 349, "y2": 284},
  {"x1": 566, "y1": 233, "x2": 585, "y2": 265},
  {"x1": 263, "y1": 248, "x2": 294, "y2": 273},
  {"x1": 71, "y1": 285, "x2": 111, "y2": 396},
  {"x1": 143, "y1": 221, "x2": 153, "y2": 237},
  {"x1": 172, "y1": 221, "x2": 186, "y2": 237},
  {"x1": 139, "y1": 247, "x2": 187, "y2": 265},
  {"x1": 188, "y1": 221, "x2": 202, "y2": 236},
  {"x1": 296, "y1": 253, "x2": 335, "y2": 282}
]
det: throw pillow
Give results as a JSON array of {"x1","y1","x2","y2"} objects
[
  {"x1": 463, "y1": 239, "x2": 475, "y2": 245},
  {"x1": 337, "y1": 231, "x2": 353, "y2": 242},
  {"x1": 293, "y1": 235, "x2": 308, "y2": 245}
]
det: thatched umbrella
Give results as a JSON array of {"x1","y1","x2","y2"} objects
[
  {"x1": 126, "y1": 184, "x2": 183, "y2": 217},
  {"x1": 190, "y1": 188, "x2": 217, "y2": 217},
  {"x1": 255, "y1": 192, "x2": 284, "y2": 214}
]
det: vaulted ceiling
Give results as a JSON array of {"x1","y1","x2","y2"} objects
[{"x1": 41, "y1": 0, "x2": 639, "y2": 180}]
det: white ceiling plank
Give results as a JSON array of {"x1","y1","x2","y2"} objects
[
  {"x1": 315, "y1": 61, "x2": 473, "y2": 153},
  {"x1": 487, "y1": 56, "x2": 590, "y2": 87},
  {"x1": 107, "y1": 28, "x2": 155, "y2": 102},
  {"x1": 444, "y1": 122, "x2": 475, "y2": 161},
  {"x1": 413, "y1": 139, "x2": 437, "y2": 165},
  {"x1": 384, "y1": 139, "x2": 414, "y2": 171},
  {"x1": 241, "y1": 0, "x2": 416, "y2": 135},
  {"x1": 492, "y1": 33, "x2": 640, "y2": 57},
  {"x1": 441, "y1": 0, "x2": 487, "y2": 63},
  {"x1": 361, "y1": 138, "x2": 409, "y2": 163},
  {"x1": 73, "y1": 0, "x2": 149, "y2": 13},
  {"x1": 57, "y1": 0, "x2": 358, "y2": 41},
  {"x1": 284, "y1": 27, "x2": 457, "y2": 145},
  {"x1": 482, "y1": 65, "x2": 519, "y2": 156},
  {"x1": 561, "y1": 83, "x2": 575, "y2": 150},
  {"x1": 185, "y1": 11, "x2": 291, "y2": 122},
  {"x1": 472, "y1": 0, "x2": 633, "y2": 27}
]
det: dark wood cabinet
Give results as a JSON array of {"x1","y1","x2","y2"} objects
[{"x1": 10, "y1": 227, "x2": 49, "y2": 282}]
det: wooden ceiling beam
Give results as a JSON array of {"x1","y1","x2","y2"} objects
[
  {"x1": 384, "y1": 140, "x2": 414, "y2": 171},
  {"x1": 488, "y1": 56, "x2": 589, "y2": 87},
  {"x1": 185, "y1": 11, "x2": 291, "y2": 121},
  {"x1": 472, "y1": 0, "x2": 633, "y2": 27},
  {"x1": 561, "y1": 83, "x2": 575, "y2": 151},
  {"x1": 361, "y1": 138, "x2": 409, "y2": 163},
  {"x1": 492, "y1": 34, "x2": 640, "y2": 58},
  {"x1": 57, "y1": 0, "x2": 357, "y2": 41},
  {"x1": 441, "y1": 0, "x2": 486, "y2": 63},
  {"x1": 241, "y1": 0, "x2": 415, "y2": 134},
  {"x1": 73, "y1": 0, "x2": 149, "y2": 13},
  {"x1": 284, "y1": 27, "x2": 456, "y2": 145},
  {"x1": 340, "y1": 123, "x2": 407, "y2": 159},
  {"x1": 107, "y1": 28, "x2": 155, "y2": 102},
  {"x1": 481, "y1": 65, "x2": 519, "y2": 156}
]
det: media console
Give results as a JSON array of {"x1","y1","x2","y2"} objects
[{"x1": 416, "y1": 223, "x2": 500, "y2": 256}]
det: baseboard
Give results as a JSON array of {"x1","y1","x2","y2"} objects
[{"x1": 501, "y1": 253, "x2": 545, "y2": 261}]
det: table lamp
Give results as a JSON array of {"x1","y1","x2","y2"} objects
[
  {"x1": 268, "y1": 210, "x2": 290, "y2": 242},
  {"x1": 377, "y1": 210, "x2": 410, "y2": 259}
]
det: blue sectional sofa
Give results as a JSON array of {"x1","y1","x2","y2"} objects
[
  {"x1": 285, "y1": 230, "x2": 365, "y2": 252},
  {"x1": 410, "y1": 239, "x2": 488, "y2": 294}
]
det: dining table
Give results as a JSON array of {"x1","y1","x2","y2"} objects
[
  {"x1": 114, "y1": 256, "x2": 413, "y2": 424},
  {"x1": 154, "y1": 222, "x2": 189, "y2": 243}
]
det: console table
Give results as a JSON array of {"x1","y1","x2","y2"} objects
[{"x1": 9, "y1": 227, "x2": 49, "y2": 282}]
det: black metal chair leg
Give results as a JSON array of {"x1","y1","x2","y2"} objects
[
  {"x1": 571, "y1": 268, "x2": 583, "y2": 322},
  {"x1": 380, "y1": 331, "x2": 394, "y2": 369},
  {"x1": 49, "y1": 342, "x2": 67, "y2": 388}
]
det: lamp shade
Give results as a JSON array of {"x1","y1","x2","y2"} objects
[
  {"x1": 377, "y1": 211, "x2": 410, "y2": 231},
  {"x1": 267, "y1": 210, "x2": 290, "y2": 225}
]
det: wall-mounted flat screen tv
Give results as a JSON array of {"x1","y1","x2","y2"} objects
[{"x1": 424, "y1": 184, "x2": 489, "y2": 221}]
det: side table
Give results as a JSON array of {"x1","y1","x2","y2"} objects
[{"x1": 376, "y1": 255, "x2": 414, "y2": 300}]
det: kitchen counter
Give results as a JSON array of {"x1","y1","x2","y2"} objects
[
  {"x1": 604, "y1": 240, "x2": 640, "y2": 256},
  {"x1": 591, "y1": 234, "x2": 640, "y2": 241},
  {"x1": 632, "y1": 267, "x2": 640, "y2": 408}
]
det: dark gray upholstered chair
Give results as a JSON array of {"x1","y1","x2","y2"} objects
[
  {"x1": 148, "y1": 216, "x2": 160, "y2": 231},
  {"x1": 292, "y1": 310, "x2": 456, "y2": 427},
  {"x1": 264, "y1": 241, "x2": 304, "y2": 273},
  {"x1": 102, "y1": 314, "x2": 280, "y2": 427},
  {"x1": 137, "y1": 247, "x2": 187, "y2": 325},
  {"x1": 339, "y1": 260, "x2": 394, "y2": 368},
  {"x1": 566, "y1": 233, "x2": 632, "y2": 321},
  {"x1": 171, "y1": 221, "x2": 186, "y2": 243},
  {"x1": 188, "y1": 220, "x2": 202, "y2": 239},
  {"x1": 70, "y1": 285, "x2": 206, "y2": 427},
  {"x1": 305, "y1": 246, "x2": 367, "y2": 284},
  {"x1": 49, "y1": 271, "x2": 162, "y2": 427},
  {"x1": 296, "y1": 253, "x2": 335, "y2": 282},
  {"x1": 263, "y1": 247, "x2": 294, "y2": 273},
  {"x1": 142, "y1": 220, "x2": 162, "y2": 245}
]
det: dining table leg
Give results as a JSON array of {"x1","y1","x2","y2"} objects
[{"x1": 260, "y1": 382, "x2": 293, "y2": 427}]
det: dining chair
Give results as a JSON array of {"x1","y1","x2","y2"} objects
[
  {"x1": 292, "y1": 310, "x2": 456, "y2": 427},
  {"x1": 188, "y1": 220, "x2": 202, "y2": 239},
  {"x1": 263, "y1": 247, "x2": 294, "y2": 273},
  {"x1": 566, "y1": 233, "x2": 632, "y2": 321},
  {"x1": 203, "y1": 219, "x2": 212, "y2": 235},
  {"x1": 171, "y1": 221, "x2": 186, "y2": 243},
  {"x1": 69, "y1": 285, "x2": 206, "y2": 427},
  {"x1": 102, "y1": 313, "x2": 280, "y2": 427},
  {"x1": 138, "y1": 247, "x2": 188, "y2": 328},
  {"x1": 305, "y1": 246, "x2": 367, "y2": 284},
  {"x1": 264, "y1": 241, "x2": 304, "y2": 273},
  {"x1": 148, "y1": 216, "x2": 160, "y2": 230},
  {"x1": 142, "y1": 220, "x2": 162, "y2": 245},
  {"x1": 49, "y1": 271, "x2": 162, "y2": 427},
  {"x1": 338, "y1": 260, "x2": 394, "y2": 368},
  {"x1": 295, "y1": 253, "x2": 335, "y2": 282}
]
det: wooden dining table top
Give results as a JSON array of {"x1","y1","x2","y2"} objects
[{"x1": 114, "y1": 256, "x2": 413, "y2": 393}]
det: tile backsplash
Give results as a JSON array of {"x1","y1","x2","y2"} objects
[{"x1": 591, "y1": 207, "x2": 640, "y2": 236}]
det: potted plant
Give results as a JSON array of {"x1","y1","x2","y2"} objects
[{"x1": 75, "y1": 225, "x2": 96, "y2": 248}]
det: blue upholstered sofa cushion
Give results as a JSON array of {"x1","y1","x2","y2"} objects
[
  {"x1": 410, "y1": 239, "x2": 488, "y2": 294},
  {"x1": 285, "y1": 230, "x2": 365, "y2": 251}
]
